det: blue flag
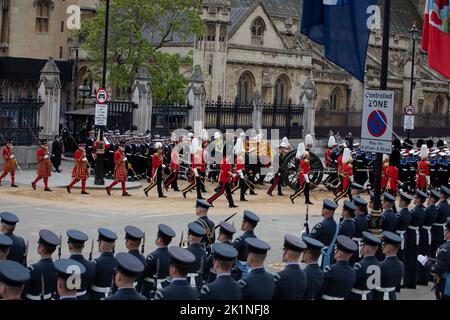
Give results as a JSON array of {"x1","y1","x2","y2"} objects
[{"x1": 301, "y1": 0, "x2": 377, "y2": 83}]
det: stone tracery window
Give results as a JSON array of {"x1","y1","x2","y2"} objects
[
  {"x1": 433, "y1": 95, "x2": 444, "y2": 114},
  {"x1": 251, "y1": 17, "x2": 265, "y2": 46},
  {"x1": 330, "y1": 87, "x2": 343, "y2": 111},
  {"x1": 237, "y1": 71, "x2": 255, "y2": 105},
  {"x1": 274, "y1": 74, "x2": 290, "y2": 106}
]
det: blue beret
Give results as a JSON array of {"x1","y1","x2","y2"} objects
[
  {"x1": 343, "y1": 200, "x2": 356, "y2": 212},
  {"x1": 158, "y1": 224, "x2": 176, "y2": 238},
  {"x1": 195, "y1": 199, "x2": 212, "y2": 209},
  {"x1": 219, "y1": 221, "x2": 236, "y2": 235},
  {"x1": 245, "y1": 238, "x2": 271, "y2": 254},
  {"x1": 124, "y1": 225, "x2": 144, "y2": 241},
  {"x1": 383, "y1": 192, "x2": 396, "y2": 203},
  {"x1": 323, "y1": 199, "x2": 338, "y2": 210},
  {"x1": 54, "y1": 259, "x2": 86, "y2": 279},
  {"x1": 98, "y1": 228, "x2": 117, "y2": 242},
  {"x1": 336, "y1": 235, "x2": 358, "y2": 253},
  {"x1": 66, "y1": 229, "x2": 89, "y2": 244},
  {"x1": 39, "y1": 229, "x2": 60, "y2": 247},
  {"x1": 0, "y1": 212, "x2": 19, "y2": 225},
  {"x1": 169, "y1": 246, "x2": 195, "y2": 265},
  {"x1": 362, "y1": 231, "x2": 381, "y2": 246},
  {"x1": 116, "y1": 252, "x2": 144, "y2": 276},
  {"x1": 351, "y1": 183, "x2": 364, "y2": 191},
  {"x1": 0, "y1": 260, "x2": 30, "y2": 286},
  {"x1": 302, "y1": 236, "x2": 325, "y2": 250},
  {"x1": 212, "y1": 243, "x2": 238, "y2": 261},
  {"x1": 382, "y1": 231, "x2": 402, "y2": 245},
  {"x1": 243, "y1": 210, "x2": 260, "y2": 224},
  {"x1": 0, "y1": 234, "x2": 13, "y2": 248},
  {"x1": 353, "y1": 196, "x2": 368, "y2": 207},
  {"x1": 188, "y1": 222, "x2": 206, "y2": 237},
  {"x1": 399, "y1": 192, "x2": 413, "y2": 202},
  {"x1": 283, "y1": 234, "x2": 306, "y2": 252},
  {"x1": 441, "y1": 186, "x2": 450, "y2": 197}
]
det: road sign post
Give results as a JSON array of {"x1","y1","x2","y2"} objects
[
  {"x1": 404, "y1": 105, "x2": 415, "y2": 137},
  {"x1": 94, "y1": 88, "x2": 108, "y2": 185}
]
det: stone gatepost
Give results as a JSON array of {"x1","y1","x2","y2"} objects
[
  {"x1": 132, "y1": 67, "x2": 153, "y2": 133},
  {"x1": 186, "y1": 67, "x2": 206, "y2": 129},
  {"x1": 251, "y1": 91, "x2": 262, "y2": 131},
  {"x1": 300, "y1": 78, "x2": 317, "y2": 138},
  {"x1": 38, "y1": 57, "x2": 61, "y2": 139}
]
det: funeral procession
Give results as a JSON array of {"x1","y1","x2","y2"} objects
[{"x1": 1, "y1": 0, "x2": 450, "y2": 309}]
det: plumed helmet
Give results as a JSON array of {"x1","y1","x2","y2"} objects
[
  {"x1": 305, "y1": 134, "x2": 314, "y2": 148},
  {"x1": 342, "y1": 148, "x2": 352, "y2": 163},
  {"x1": 328, "y1": 135, "x2": 336, "y2": 148},
  {"x1": 190, "y1": 137, "x2": 199, "y2": 154},
  {"x1": 201, "y1": 129, "x2": 209, "y2": 141},
  {"x1": 234, "y1": 137, "x2": 244, "y2": 155},
  {"x1": 214, "y1": 132, "x2": 221, "y2": 140},
  {"x1": 296, "y1": 143, "x2": 306, "y2": 159},
  {"x1": 281, "y1": 137, "x2": 289, "y2": 148},
  {"x1": 419, "y1": 144, "x2": 429, "y2": 160}
]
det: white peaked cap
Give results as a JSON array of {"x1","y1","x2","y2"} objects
[
  {"x1": 328, "y1": 135, "x2": 336, "y2": 148},
  {"x1": 383, "y1": 153, "x2": 389, "y2": 162},
  {"x1": 155, "y1": 142, "x2": 163, "y2": 149},
  {"x1": 419, "y1": 144, "x2": 429, "y2": 160},
  {"x1": 201, "y1": 129, "x2": 209, "y2": 141},
  {"x1": 188, "y1": 132, "x2": 194, "y2": 138},
  {"x1": 190, "y1": 137, "x2": 200, "y2": 154},
  {"x1": 342, "y1": 148, "x2": 352, "y2": 163},
  {"x1": 305, "y1": 134, "x2": 314, "y2": 147},
  {"x1": 214, "y1": 132, "x2": 221, "y2": 139},
  {"x1": 234, "y1": 137, "x2": 244, "y2": 155},
  {"x1": 296, "y1": 143, "x2": 306, "y2": 159},
  {"x1": 281, "y1": 137, "x2": 289, "y2": 148}
]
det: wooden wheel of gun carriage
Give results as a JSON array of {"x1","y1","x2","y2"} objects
[{"x1": 281, "y1": 150, "x2": 325, "y2": 191}]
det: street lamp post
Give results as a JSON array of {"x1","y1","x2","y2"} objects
[{"x1": 408, "y1": 24, "x2": 418, "y2": 139}]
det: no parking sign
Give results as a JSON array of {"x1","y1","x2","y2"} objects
[{"x1": 360, "y1": 90, "x2": 394, "y2": 154}]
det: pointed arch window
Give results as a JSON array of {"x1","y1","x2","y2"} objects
[
  {"x1": 237, "y1": 71, "x2": 255, "y2": 105},
  {"x1": 330, "y1": 87, "x2": 342, "y2": 111},
  {"x1": 251, "y1": 17, "x2": 265, "y2": 46}
]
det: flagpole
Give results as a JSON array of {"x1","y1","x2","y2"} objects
[{"x1": 370, "y1": 0, "x2": 391, "y2": 236}]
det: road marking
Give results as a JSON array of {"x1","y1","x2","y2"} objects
[
  {"x1": 0, "y1": 204, "x2": 36, "y2": 210},
  {"x1": 139, "y1": 212, "x2": 190, "y2": 219},
  {"x1": 34, "y1": 208, "x2": 106, "y2": 218}
]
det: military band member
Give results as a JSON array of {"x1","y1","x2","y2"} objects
[
  {"x1": 23, "y1": 229, "x2": 60, "y2": 300},
  {"x1": 339, "y1": 200, "x2": 356, "y2": 238},
  {"x1": 232, "y1": 210, "x2": 260, "y2": 280},
  {"x1": 319, "y1": 235, "x2": 357, "y2": 300},
  {"x1": 89, "y1": 228, "x2": 118, "y2": 300},
  {"x1": 302, "y1": 236, "x2": 325, "y2": 300},
  {"x1": 31, "y1": 140, "x2": 52, "y2": 192},
  {"x1": 333, "y1": 147, "x2": 353, "y2": 204},
  {"x1": 194, "y1": 199, "x2": 215, "y2": 251},
  {"x1": 273, "y1": 234, "x2": 307, "y2": 300},
  {"x1": 347, "y1": 232, "x2": 380, "y2": 300},
  {"x1": 66, "y1": 229, "x2": 95, "y2": 300},
  {"x1": 290, "y1": 143, "x2": 313, "y2": 205},
  {"x1": 55, "y1": 259, "x2": 86, "y2": 300},
  {"x1": 199, "y1": 243, "x2": 241, "y2": 300},
  {"x1": 0, "y1": 139, "x2": 18, "y2": 187},
  {"x1": 373, "y1": 232, "x2": 404, "y2": 300},
  {"x1": 141, "y1": 224, "x2": 176, "y2": 299},
  {"x1": 0, "y1": 212, "x2": 26, "y2": 265},
  {"x1": 381, "y1": 193, "x2": 398, "y2": 232},
  {"x1": 144, "y1": 142, "x2": 165, "y2": 198},
  {"x1": 267, "y1": 137, "x2": 289, "y2": 197},
  {"x1": 106, "y1": 140, "x2": 131, "y2": 197},
  {"x1": 154, "y1": 247, "x2": 199, "y2": 300},
  {"x1": 182, "y1": 136, "x2": 204, "y2": 200},
  {"x1": 0, "y1": 234, "x2": 12, "y2": 260},
  {"x1": 352, "y1": 197, "x2": 369, "y2": 262},
  {"x1": 66, "y1": 143, "x2": 90, "y2": 195},
  {"x1": 186, "y1": 222, "x2": 207, "y2": 290},
  {"x1": 0, "y1": 260, "x2": 30, "y2": 300},
  {"x1": 103, "y1": 253, "x2": 145, "y2": 300},
  {"x1": 239, "y1": 238, "x2": 274, "y2": 300},
  {"x1": 416, "y1": 144, "x2": 430, "y2": 192},
  {"x1": 431, "y1": 186, "x2": 450, "y2": 258},
  {"x1": 207, "y1": 152, "x2": 238, "y2": 208}
]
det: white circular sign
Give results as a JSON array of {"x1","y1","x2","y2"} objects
[
  {"x1": 95, "y1": 88, "x2": 108, "y2": 104},
  {"x1": 405, "y1": 105, "x2": 415, "y2": 115}
]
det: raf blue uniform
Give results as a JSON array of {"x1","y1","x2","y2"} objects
[
  {"x1": 381, "y1": 193, "x2": 397, "y2": 232},
  {"x1": 352, "y1": 197, "x2": 369, "y2": 263},
  {"x1": 154, "y1": 247, "x2": 199, "y2": 300},
  {"x1": 339, "y1": 200, "x2": 357, "y2": 238},
  {"x1": 54, "y1": 258, "x2": 86, "y2": 300},
  {"x1": 273, "y1": 234, "x2": 307, "y2": 300},
  {"x1": 431, "y1": 187, "x2": 450, "y2": 258},
  {"x1": 194, "y1": 199, "x2": 216, "y2": 250},
  {"x1": 124, "y1": 225, "x2": 146, "y2": 292},
  {"x1": 23, "y1": 229, "x2": 60, "y2": 300},
  {"x1": 302, "y1": 236, "x2": 325, "y2": 300},
  {"x1": 347, "y1": 232, "x2": 381, "y2": 300},
  {"x1": 0, "y1": 260, "x2": 30, "y2": 300},
  {"x1": 66, "y1": 229, "x2": 95, "y2": 300},
  {"x1": 199, "y1": 243, "x2": 241, "y2": 300},
  {"x1": 320, "y1": 235, "x2": 357, "y2": 300},
  {"x1": 89, "y1": 228, "x2": 118, "y2": 300},
  {"x1": 395, "y1": 192, "x2": 413, "y2": 266},
  {"x1": 239, "y1": 238, "x2": 275, "y2": 300},
  {"x1": 186, "y1": 222, "x2": 207, "y2": 290},
  {"x1": 141, "y1": 224, "x2": 175, "y2": 298},
  {"x1": 0, "y1": 233, "x2": 13, "y2": 255},
  {"x1": 373, "y1": 232, "x2": 404, "y2": 300},
  {"x1": 0, "y1": 212, "x2": 27, "y2": 265},
  {"x1": 104, "y1": 253, "x2": 146, "y2": 300}
]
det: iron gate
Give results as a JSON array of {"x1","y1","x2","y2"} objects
[
  {"x1": 152, "y1": 102, "x2": 191, "y2": 137},
  {"x1": 106, "y1": 100, "x2": 138, "y2": 132}
]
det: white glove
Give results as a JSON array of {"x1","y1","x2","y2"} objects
[
  {"x1": 350, "y1": 175, "x2": 354, "y2": 183},
  {"x1": 82, "y1": 157, "x2": 88, "y2": 162},
  {"x1": 193, "y1": 168, "x2": 199, "y2": 177},
  {"x1": 123, "y1": 157, "x2": 128, "y2": 162},
  {"x1": 239, "y1": 170, "x2": 244, "y2": 179},
  {"x1": 426, "y1": 176, "x2": 430, "y2": 185},
  {"x1": 417, "y1": 254, "x2": 428, "y2": 266},
  {"x1": 303, "y1": 174, "x2": 310, "y2": 183},
  {"x1": 44, "y1": 155, "x2": 49, "y2": 160},
  {"x1": 232, "y1": 174, "x2": 237, "y2": 179},
  {"x1": 9, "y1": 155, "x2": 14, "y2": 159},
  {"x1": 162, "y1": 164, "x2": 166, "y2": 169}
]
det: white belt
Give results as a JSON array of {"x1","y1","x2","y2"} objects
[
  {"x1": 143, "y1": 278, "x2": 165, "y2": 290},
  {"x1": 25, "y1": 293, "x2": 52, "y2": 300},
  {"x1": 352, "y1": 237, "x2": 363, "y2": 258},
  {"x1": 396, "y1": 230, "x2": 406, "y2": 250},
  {"x1": 90, "y1": 285, "x2": 111, "y2": 295},
  {"x1": 433, "y1": 223, "x2": 446, "y2": 227},
  {"x1": 351, "y1": 288, "x2": 371, "y2": 300},
  {"x1": 186, "y1": 273, "x2": 199, "y2": 288},
  {"x1": 76, "y1": 290, "x2": 87, "y2": 297},
  {"x1": 375, "y1": 286, "x2": 395, "y2": 300},
  {"x1": 322, "y1": 294, "x2": 344, "y2": 300},
  {"x1": 408, "y1": 226, "x2": 420, "y2": 245},
  {"x1": 421, "y1": 226, "x2": 432, "y2": 245}
]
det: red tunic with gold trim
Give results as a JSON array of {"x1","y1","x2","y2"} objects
[
  {"x1": 341, "y1": 162, "x2": 353, "y2": 189},
  {"x1": 113, "y1": 149, "x2": 127, "y2": 182},
  {"x1": 169, "y1": 147, "x2": 180, "y2": 172},
  {"x1": 151, "y1": 153, "x2": 163, "y2": 177},
  {"x1": 2, "y1": 147, "x2": 15, "y2": 173},
  {"x1": 219, "y1": 159, "x2": 232, "y2": 183},
  {"x1": 233, "y1": 156, "x2": 245, "y2": 184},
  {"x1": 298, "y1": 159, "x2": 311, "y2": 186},
  {"x1": 192, "y1": 147, "x2": 206, "y2": 173},
  {"x1": 386, "y1": 165, "x2": 399, "y2": 194},
  {"x1": 72, "y1": 149, "x2": 89, "y2": 180},
  {"x1": 325, "y1": 148, "x2": 332, "y2": 168},
  {"x1": 416, "y1": 160, "x2": 430, "y2": 190},
  {"x1": 381, "y1": 161, "x2": 389, "y2": 191},
  {"x1": 36, "y1": 147, "x2": 52, "y2": 178}
]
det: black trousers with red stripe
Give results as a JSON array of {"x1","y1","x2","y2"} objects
[
  {"x1": 164, "y1": 170, "x2": 179, "y2": 190},
  {"x1": 207, "y1": 182, "x2": 235, "y2": 206},
  {"x1": 267, "y1": 173, "x2": 282, "y2": 195}
]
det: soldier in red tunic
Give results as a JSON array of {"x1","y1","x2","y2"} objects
[
  {"x1": 290, "y1": 143, "x2": 313, "y2": 205},
  {"x1": 386, "y1": 149, "x2": 400, "y2": 197},
  {"x1": 231, "y1": 133, "x2": 248, "y2": 201},
  {"x1": 31, "y1": 140, "x2": 52, "y2": 191},
  {"x1": 66, "y1": 143, "x2": 90, "y2": 194},
  {"x1": 106, "y1": 140, "x2": 130, "y2": 196},
  {"x1": 143, "y1": 142, "x2": 165, "y2": 198},
  {"x1": 164, "y1": 135, "x2": 181, "y2": 192},
  {"x1": 0, "y1": 139, "x2": 18, "y2": 187},
  {"x1": 416, "y1": 144, "x2": 430, "y2": 192},
  {"x1": 381, "y1": 154, "x2": 390, "y2": 193},
  {"x1": 207, "y1": 151, "x2": 237, "y2": 208},
  {"x1": 333, "y1": 147, "x2": 353, "y2": 204}
]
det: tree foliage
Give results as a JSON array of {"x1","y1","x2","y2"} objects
[{"x1": 81, "y1": 0, "x2": 203, "y2": 102}]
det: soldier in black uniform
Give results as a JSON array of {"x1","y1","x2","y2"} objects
[
  {"x1": 350, "y1": 182, "x2": 365, "y2": 199},
  {"x1": 23, "y1": 229, "x2": 60, "y2": 300},
  {"x1": 339, "y1": 200, "x2": 356, "y2": 238},
  {"x1": 319, "y1": 235, "x2": 357, "y2": 300},
  {"x1": 199, "y1": 243, "x2": 241, "y2": 300},
  {"x1": 395, "y1": 192, "x2": 413, "y2": 271},
  {"x1": 417, "y1": 190, "x2": 439, "y2": 285},
  {"x1": 0, "y1": 234, "x2": 12, "y2": 260},
  {"x1": 154, "y1": 246, "x2": 198, "y2": 300},
  {"x1": 381, "y1": 192, "x2": 397, "y2": 232},
  {"x1": 0, "y1": 212, "x2": 26, "y2": 265},
  {"x1": 302, "y1": 236, "x2": 325, "y2": 300},
  {"x1": 66, "y1": 229, "x2": 95, "y2": 300},
  {"x1": 347, "y1": 232, "x2": 380, "y2": 300},
  {"x1": 204, "y1": 221, "x2": 236, "y2": 283},
  {"x1": 141, "y1": 224, "x2": 176, "y2": 299},
  {"x1": 193, "y1": 199, "x2": 215, "y2": 252},
  {"x1": 404, "y1": 190, "x2": 427, "y2": 289},
  {"x1": 373, "y1": 232, "x2": 404, "y2": 300},
  {"x1": 104, "y1": 252, "x2": 146, "y2": 300},
  {"x1": 89, "y1": 228, "x2": 118, "y2": 300},
  {"x1": 352, "y1": 197, "x2": 369, "y2": 263},
  {"x1": 431, "y1": 186, "x2": 450, "y2": 258},
  {"x1": 54, "y1": 258, "x2": 86, "y2": 300},
  {"x1": 232, "y1": 210, "x2": 260, "y2": 280},
  {"x1": 239, "y1": 238, "x2": 274, "y2": 300},
  {"x1": 0, "y1": 260, "x2": 30, "y2": 300},
  {"x1": 186, "y1": 222, "x2": 207, "y2": 290},
  {"x1": 273, "y1": 234, "x2": 307, "y2": 300},
  {"x1": 353, "y1": 144, "x2": 368, "y2": 186},
  {"x1": 124, "y1": 225, "x2": 145, "y2": 292}
]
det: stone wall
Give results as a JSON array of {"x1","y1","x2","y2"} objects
[{"x1": 0, "y1": 146, "x2": 39, "y2": 170}]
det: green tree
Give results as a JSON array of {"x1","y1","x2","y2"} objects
[{"x1": 81, "y1": 0, "x2": 203, "y2": 102}]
